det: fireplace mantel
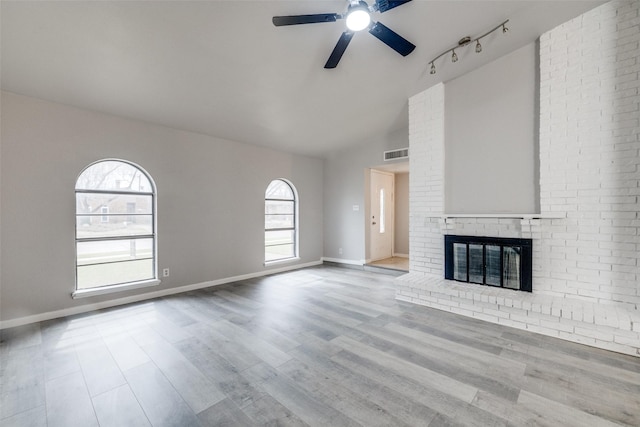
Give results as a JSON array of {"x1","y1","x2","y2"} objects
[{"x1": 440, "y1": 213, "x2": 565, "y2": 220}]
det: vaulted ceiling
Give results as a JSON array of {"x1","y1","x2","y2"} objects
[{"x1": 1, "y1": 1, "x2": 603, "y2": 157}]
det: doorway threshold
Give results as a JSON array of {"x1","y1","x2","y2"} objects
[{"x1": 365, "y1": 257, "x2": 409, "y2": 275}]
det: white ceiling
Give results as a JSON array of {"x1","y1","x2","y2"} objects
[{"x1": 1, "y1": 0, "x2": 604, "y2": 158}]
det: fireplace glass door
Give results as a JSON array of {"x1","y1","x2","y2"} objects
[
  {"x1": 444, "y1": 235, "x2": 532, "y2": 292},
  {"x1": 453, "y1": 243, "x2": 467, "y2": 281},
  {"x1": 503, "y1": 246, "x2": 521, "y2": 289},
  {"x1": 485, "y1": 245, "x2": 501, "y2": 286},
  {"x1": 468, "y1": 244, "x2": 484, "y2": 284}
]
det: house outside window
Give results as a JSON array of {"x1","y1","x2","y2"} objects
[{"x1": 100, "y1": 205, "x2": 109, "y2": 223}]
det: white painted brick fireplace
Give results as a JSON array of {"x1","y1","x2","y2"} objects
[{"x1": 397, "y1": 0, "x2": 640, "y2": 356}]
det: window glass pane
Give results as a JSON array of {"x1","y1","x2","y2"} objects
[
  {"x1": 77, "y1": 259, "x2": 154, "y2": 289},
  {"x1": 379, "y1": 189, "x2": 385, "y2": 233},
  {"x1": 265, "y1": 180, "x2": 294, "y2": 200},
  {"x1": 76, "y1": 215, "x2": 153, "y2": 239},
  {"x1": 77, "y1": 238, "x2": 153, "y2": 266},
  {"x1": 265, "y1": 244, "x2": 295, "y2": 262},
  {"x1": 503, "y1": 247, "x2": 521, "y2": 289},
  {"x1": 265, "y1": 215, "x2": 294, "y2": 230},
  {"x1": 265, "y1": 200, "x2": 294, "y2": 215},
  {"x1": 485, "y1": 245, "x2": 501, "y2": 286},
  {"x1": 453, "y1": 243, "x2": 467, "y2": 281},
  {"x1": 76, "y1": 193, "x2": 152, "y2": 215},
  {"x1": 265, "y1": 230, "x2": 294, "y2": 246},
  {"x1": 76, "y1": 161, "x2": 152, "y2": 192}
]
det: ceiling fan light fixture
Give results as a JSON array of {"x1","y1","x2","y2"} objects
[
  {"x1": 272, "y1": 0, "x2": 415, "y2": 68},
  {"x1": 346, "y1": 8, "x2": 371, "y2": 31}
]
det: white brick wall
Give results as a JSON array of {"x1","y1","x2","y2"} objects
[
  {"x1": 409, "y1": 83, "x2": 445, "y2": 275},
  {"x1": 539, "y1": 0, "x2": 640, "y2": 307},
  {"x1": 403, "y1": 1, "x2": 640, "y2": 356}
]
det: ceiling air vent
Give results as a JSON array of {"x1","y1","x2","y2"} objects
[{"x1": 383, "y1": 148, "x2": 409, "y2": 161}]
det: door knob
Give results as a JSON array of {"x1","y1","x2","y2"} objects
[{"x1": 372, "y1": 222, "x2": 377, "y2": 225}]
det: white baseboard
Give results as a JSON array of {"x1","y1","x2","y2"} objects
[
  {"x1": 321, "y1": 257, "x2": 365, "y2": 266},
  {"x1": 0, "y1": 260, "x2": 322, "y2": 330}
]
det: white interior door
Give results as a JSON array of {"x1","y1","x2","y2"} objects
[{"x1": 370, "y1": 170, "x2": 394, "y2": 261}]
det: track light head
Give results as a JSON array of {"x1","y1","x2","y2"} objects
[
  {"x1": 451, "y1": 50, "x2": 458, "y2": 63},
  {"x1": 475, "y1": 40, "x2": 482, "y2": 53},
  {"x1": 430, "y1": 63, "x2": 436, "y2": 74},
  {"x1": 458, "y1": 36, "x2": 471, "y2": 47},
  {"x1": 502, "y1": 24, "x2": 509, "y2": 34}
]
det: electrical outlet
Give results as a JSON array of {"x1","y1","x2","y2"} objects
[
  {"x1": 162, "y1": 268, "x2": 170, "y2": 277},
  {"x1": 338, "y1": 248, "x2": 343, "y2": 255}
]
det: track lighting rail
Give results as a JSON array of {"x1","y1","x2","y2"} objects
[{"x1": 429, "y1": 19, "x2": 509, "y2": 75}]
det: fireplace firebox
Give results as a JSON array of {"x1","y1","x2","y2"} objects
[{"x1": 444, "y1": 235, "x2": 532, "y2": 292}]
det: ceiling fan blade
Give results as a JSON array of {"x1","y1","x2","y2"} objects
[
  {"x1": 272, "y1": 14, "x2": 341, "y2": 26},
  {"x1": 374, "y1": 0, "x2": 413, "y2": 13},
  {"x1": 324, "y1": 31, "x2": 354, "y2": 69},
  {"x1": 368, "y1": 21, "x2": 415, "y2": 56}
]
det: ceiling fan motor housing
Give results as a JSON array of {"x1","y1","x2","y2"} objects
[{"x1": 349, "y1": 0, "x2": 371, "y2": 12}]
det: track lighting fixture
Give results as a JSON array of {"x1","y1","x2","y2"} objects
[{"x1": 427, "y1": 19, "x2": 509, "y2": 75}]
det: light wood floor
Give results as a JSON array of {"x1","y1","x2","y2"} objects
[
  {"x1": 367, "y1": 256, "x2": 409, "y2": 272},
  {"x1": 1, "y1": 265, "x2": 639, "y2": 426}
]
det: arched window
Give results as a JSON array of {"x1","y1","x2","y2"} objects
[
  {"x1": 75, "y1": 160, "x2": 157, "y2": 294},
  {"x1": 265, "y1": 179, "x2": 298, "y2": 262}
]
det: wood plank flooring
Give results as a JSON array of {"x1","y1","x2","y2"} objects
[
  {"x1": 367, "y1": 257, "x2": 409, "y2": 272},
  {"x1": 1, "y1": 265, "x2": 639, "y2": 426}
]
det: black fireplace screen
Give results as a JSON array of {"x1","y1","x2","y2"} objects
[{"x1": 445, "y1": 235, "x2": 532, "y2": 292}]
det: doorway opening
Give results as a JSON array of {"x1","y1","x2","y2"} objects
[{"x1": 365, "y1": 163, "x2": 409, "y2": 272}]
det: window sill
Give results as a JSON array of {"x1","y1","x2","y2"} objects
[
  {"x1": 264, "y1": 257, "x2": 300, "y2": 267},
  {"x1": 71, "y1": 279, "x2": 161, "y2": 299}
]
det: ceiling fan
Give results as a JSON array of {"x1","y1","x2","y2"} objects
[{"x1": 272, "y1": 0, "x2": 415, "y2": 69}]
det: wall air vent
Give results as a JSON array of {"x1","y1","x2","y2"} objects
[{"x1": 383, "y1": 148, "x2": 409, "y2": 161}]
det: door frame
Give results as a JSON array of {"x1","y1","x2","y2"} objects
[{"x1": 364, "y1": 168, "x2": 395, "y2": 264}]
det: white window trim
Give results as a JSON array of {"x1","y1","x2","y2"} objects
[{"x1": 72, "y1": 279, "x2": 161, "y2": 299}]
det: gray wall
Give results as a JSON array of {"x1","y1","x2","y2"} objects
[
  {"x1": 323, "y1": 126, "x2": 409, "y2": 263},
  {"x1": 394, "y1": 172, "x2": 409, "y2": 255},
  {"x1": 0, "y1": 91, "x2": 323, "y2": 322},
  {"x1": 445, "y1": 43, "x2": 538, "y2": 214}
]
